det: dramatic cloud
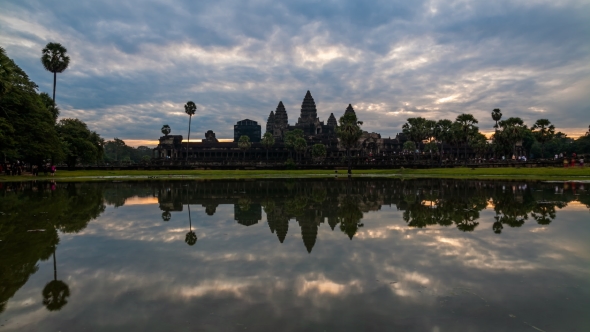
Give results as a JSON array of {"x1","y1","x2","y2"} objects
[{"x1": 1, "y1": 0, "x2": 589, "y2": 145}]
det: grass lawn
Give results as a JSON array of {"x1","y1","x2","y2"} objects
[{"x1": 1, "y1": 167, "x2": 589, "y2": 182}]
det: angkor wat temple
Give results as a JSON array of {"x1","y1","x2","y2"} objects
[
  {"x1": 154, "y1": 91, "x2": 405, "y2": 163},
  {"x1": 153, "y1": 90, "x2": 523, "y2": 165}
]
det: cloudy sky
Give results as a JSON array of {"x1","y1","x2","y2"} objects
[{"x1": 1, "y1": 0, "x2": 589, "y2": 146}]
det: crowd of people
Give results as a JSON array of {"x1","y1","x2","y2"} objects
[
  {"x1": 561, "y1": 153, "x2": 584, "y2": 168},
  {"x1": 1, "y1": 161, "x2": 57, "y2": 176}
]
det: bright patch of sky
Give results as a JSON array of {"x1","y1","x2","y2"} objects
[{"x1": 1, "y1": 0, "x2": 589, "y2": 145}]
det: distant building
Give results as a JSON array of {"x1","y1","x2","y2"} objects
[{"x1": 234, "y1": 119, "x2": 261, "y2": 142}]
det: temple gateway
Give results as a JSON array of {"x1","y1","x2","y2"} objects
[{"x1": 154, "y1": 90, "x2": 408, "y2": 163}]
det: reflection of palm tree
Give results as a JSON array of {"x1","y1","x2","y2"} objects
[
  {"x1": 338, "y1": 179, "x2": 364, "y2": 239},
  {"x1": 42, "y1": 246, "x2": 70, "y2": 311},
  {"x1": 162, "y1": 210, "x2": 171, "y2": 222},
  {"x1": 185, "y1": 201, "x2": 197, "y2": 246},
  {"x1": 493, "y1": 215, "x2": 503, "y2": 234}
]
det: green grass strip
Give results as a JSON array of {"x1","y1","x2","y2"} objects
[{"x1": 1, "y1": 167, "x2": 589, "y2": 182}]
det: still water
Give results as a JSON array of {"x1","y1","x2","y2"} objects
[{"x1": 1, "y1": 178, "x2": 589, "y2": 331}]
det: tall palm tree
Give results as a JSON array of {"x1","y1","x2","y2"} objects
[
  {"x1": 531, "y1": 119, "x2": 555, "y2": 159},
  {"x1": 161, "y1": 124, "x2": 171, "y2": 136},
  {"x1": 41, "y1": 42, "x2": 70, "y2": 105},
  {"x1": 184, "y1": 101, "x2": 197, "y2": 161},
  {"x1": 42, "y1": 246, "x2": 70, "y2": 311},
  {"x1": 491, "y1": 108, "x2": 502, "y2": 129}
]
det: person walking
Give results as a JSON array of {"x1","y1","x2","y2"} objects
[
  {"x1": 580, "y1": 156, "x2": 584, "y2": 168},
  {"x1": 50, "y1": 164, "x2": 56, "y2": 176}
]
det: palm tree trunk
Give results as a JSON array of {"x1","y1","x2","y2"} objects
[
  {"x1": 52, "y1": 72, "x2": 57, "y2": 104},
  {"x1": 188, "y1": 203, "x2": 192, "y2": 232},
  {"x1": 53, "y1": 248, "x2": 57, "y2": 281},
  {"x1": 186, "y1": 115, "x2": 192, "y2": 162}
]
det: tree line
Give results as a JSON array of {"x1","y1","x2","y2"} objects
[{"x1": 401, "y1": 111, "x2": 590, "y2": 162}]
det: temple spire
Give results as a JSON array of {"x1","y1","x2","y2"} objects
[
  {"x1": 344, "y1": 104, "x2": 356, "y2": 116},
  {"x1": 327, "y1": 113, "x2": 337, "y2": 127},
  {"x1": 272, "y1": 101, "x2": 288, "y2": 138},
  {"x1": 297, "y1": 90, "x2": 318, "y2": 126},
  {"x1": 266, "y1": 111, "x2": 275, "y2": 134}
]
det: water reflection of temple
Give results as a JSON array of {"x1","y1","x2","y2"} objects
[
  {"x1": 1, "y1": 179, "x2": 588, "y2": 313},
  {"x1": 149, "y1": 179, "x2": 589, "y2": 252}
]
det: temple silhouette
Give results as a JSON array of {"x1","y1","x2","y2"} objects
[{"x1": 154, "y1": 91, "x2": 397, "y2": 162}]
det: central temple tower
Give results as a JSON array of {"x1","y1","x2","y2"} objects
[{"x1": 295, "y1": 90, "x2": 323, "y2": 135}]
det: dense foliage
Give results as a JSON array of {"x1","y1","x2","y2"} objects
[
  {"x1": 103, "y1": 138, "x2": 152, "y2": 164},
  {"x1": 401, "y1": 110, "x2": 589, "y2": 161},
  {"x1": 0, "y1": 46, "x2": 103, "y2": 165}
]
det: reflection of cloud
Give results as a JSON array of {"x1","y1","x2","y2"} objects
[
  {"x1": 124, "y1": 197, "x2": 159, "y2": 205},
  {"x1": 297, "y1": 274, "x2": 362, "y2": 296}
]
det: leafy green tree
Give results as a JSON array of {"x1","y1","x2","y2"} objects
[
  {"x1": 0, "y1": 46, "x2": 14, "y2": 100},
  {"x1": 455, "y1": 113, "x2": 479, "y2": 162},
  {"x1": 424, "y1": 141, "x2": 438, "y2": 160},
  {"x1": 403, "y1": 141, "x2": 416, "y2": 154},
  {"x1": 41, "y1": 42, "x2": 70, "y2": 105},
  {"x1": 311, "y1": 143, "x2": 327, "y2": 162},
  {"x1": 238, "y1": 135, "x2": 251, "y2": 160},
  {"x1": 434, "y1": 119, "x2": 453, "y2": 163},
  {"x1": 495, "y1": 117, "x2": 527, "y2": 158},
  {"x1": 38, "y1": 92, "x2": 59, "y2": 122},
  {"x1": 56, "y1": 118, "x2": 104, "y2": 167},
  {"x1": 284, "y1": 129, "x2": 304, "y2": 159},
  {"x1": 184, "y1": 101, "x2": 197, "y2": 161},
  {"x1": 294, "y1": 137, "x2": 307, "y2": 163},
  {"x1": 261, "y1": 132, "x2": 275, "y2": 160},
  {"x1": 469, "y1": 132, "x2": 488, "y2": 159},
  {"x1": 336, "y1": 111, "x2": 363, "y2": 174},
  {"x1": 104, "y1": 138, "x2": 127, "y2": 162},
  {"x1": 161, "y1": 124, "x2": 171, "y2": 136},
  {"x1": 532, "y1": 119, "x2": 555, "y2": 159},
  {"x1": 0, "y1": 118, "x2": 16, "y2": 160},
  {"x1": 0, "y1": 50, "x2": 62, "y2": 162},
  {"x1": 402, "y1": 117, "x2": 429, "y2": 160}
]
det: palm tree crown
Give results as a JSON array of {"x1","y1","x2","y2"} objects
[
  {"x1": 41, "y1": 42, "x2": 70, "y2": 104},
  {"x1": 491, "y1": 109, "x2": 502, "y2": 129},
  {"x1": 184, "y1": 101, "x2": 197, "y2": 161},
  {"x1": 161, "y1": 124, "x2": 171, "y2": 136}
]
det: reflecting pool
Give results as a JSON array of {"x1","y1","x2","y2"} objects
[{"x1": 1, "y1": 179, "x2": 589, "y2": 331}]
